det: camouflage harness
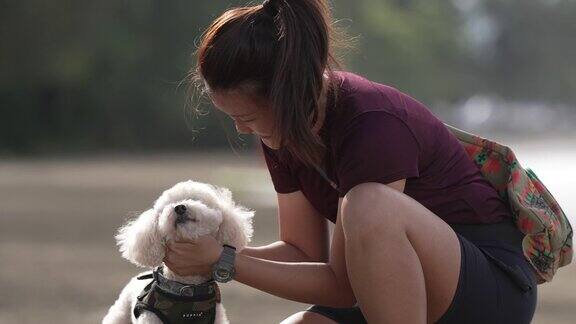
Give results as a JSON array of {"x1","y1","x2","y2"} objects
[{"x1": 133, "y1": 267, "x2": 221, "y2": 324}]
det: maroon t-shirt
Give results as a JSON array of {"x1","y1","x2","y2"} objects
[{"x1": 261, "y1": 71, "x2": 511, "y2": 224}]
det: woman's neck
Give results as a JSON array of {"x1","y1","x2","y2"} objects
[{"x1": 312, "y1": 73, "x2": 331, "y2": 134}]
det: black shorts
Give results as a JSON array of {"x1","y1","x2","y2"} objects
[{"x1": 307, "y1": 220, "x2": 538, "y2": 324}]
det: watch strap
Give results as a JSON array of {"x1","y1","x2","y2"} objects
[
  {"x1": 213, "y1": 244, "x2": 236, "y2": 283},
  {"x1": 219, "y1": 244, "x2": 236, "y2": 267}
]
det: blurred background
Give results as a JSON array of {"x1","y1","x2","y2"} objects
[{"x1": 0, "y1": 0, "x2": 574, "y2": 323}]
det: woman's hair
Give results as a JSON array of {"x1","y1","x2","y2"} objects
[{"x1": 190, "y1": 0, "x2": 345, "y2": 167}]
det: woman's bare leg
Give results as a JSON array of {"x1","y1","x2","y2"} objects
[{"x1": 341, "y1": 182, "x2": 461, "y2": 323}]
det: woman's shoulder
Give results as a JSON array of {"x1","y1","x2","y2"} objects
[
  {"x1": 330, "y1": 70, "x2": 412, "y2": 124},
  {"x1": 326, "y1": 71, "x2": 446, "y2": 156}
]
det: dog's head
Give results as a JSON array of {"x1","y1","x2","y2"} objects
[{"x1": 116, "y1": 180, "x2": 254, "y2": 268}]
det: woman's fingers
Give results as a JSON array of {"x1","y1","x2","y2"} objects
[
  {"x1": 167, "y1": 242, "x2": 193, "y2": 254},
  {"x1": 163, "y1": 253, "x2": 175, "y2": 264},
  {"x1": 171, "y1": 238, "x2": 197, "y2": 245},
  {"x1": 165, "y1": 245, "x2": 200, "y2": 265},
  {"x1": 162, "y1": 236, "x2": 220, "y2": 275},
  {"x1": 168, "y1": 241, "x2": 198, "y2": 252},
  {"x1": 163, "y1": 258, "x2": 211, "y2": 276}
]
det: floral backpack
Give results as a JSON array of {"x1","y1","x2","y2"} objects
[{"x1": 444, "y1": 123, "x2": 573, "y2": 283}]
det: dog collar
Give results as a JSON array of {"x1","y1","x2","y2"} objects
[{"x1": 138, "y1": 267, "x2": 219, "y2": 298}]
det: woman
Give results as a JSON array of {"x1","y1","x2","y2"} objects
[{"x1": 164, "y1": 0, "x2": 538, "y2": 323}]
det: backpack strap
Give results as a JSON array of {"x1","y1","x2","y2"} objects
[{"x1": 312, "y1": 163, "x2": 342, "y2": 195}]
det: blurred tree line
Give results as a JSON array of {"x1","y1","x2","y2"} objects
[{"x1": 1, "y1": 0, "x2": 574, "y2": 155}]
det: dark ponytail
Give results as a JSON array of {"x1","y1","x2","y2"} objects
[{"x1": 192, "y1": 0, "x2": 345, "y2": 167}]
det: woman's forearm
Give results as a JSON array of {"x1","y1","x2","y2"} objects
[
  {"x1": 233, "y1": 253, "x2": 356, "y2": 307},
  {"x1": 240, "y1": 241, "x2": 315, "y2": 262}
]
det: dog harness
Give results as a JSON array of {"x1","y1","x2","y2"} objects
[{"x1": 133, "y1": 267, "x2": 221, "y2": 324}]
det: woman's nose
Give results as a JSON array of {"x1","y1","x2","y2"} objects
[{"x1": 234, "y1": 122, "x2": 253, "y2": 135}]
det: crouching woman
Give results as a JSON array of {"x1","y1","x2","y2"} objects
[{"x1": 164, "y1": 1, "x2": 538, "y2": 323}]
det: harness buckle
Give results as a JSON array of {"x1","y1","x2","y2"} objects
[{"x1": 179, "y1": 285, "x2": 196, "y2": 295}]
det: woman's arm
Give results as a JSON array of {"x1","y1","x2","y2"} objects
[
  {"x1": 164, "y1": 192, "x2": 355, "y2": 307},
  {"x1": 241, "y1": 191, "x2": 330, "y2": 263},
  {"x1": 240, "y1": 241, "x2": 317, "y2": 262},
  {"x1": 233, "y1": 197, "x2": 355, "y2": 307}
]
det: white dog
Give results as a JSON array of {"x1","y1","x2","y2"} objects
[{"x1": 102, "y1": 180, "x2": 254, "y2": 324}]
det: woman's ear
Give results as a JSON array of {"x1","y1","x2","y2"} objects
[
  {"x1": 216, "y1": 206, "x2": 254, "y2": 251},
  {"x1": 116, "y1": 209, "x2": 164, "y2": 268}
]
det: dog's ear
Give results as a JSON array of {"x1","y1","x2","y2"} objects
[
  {"x1": 216, "y1": 205, "x2": 254, "y2": 251},
  {"x1": 116, "y1": 209, "x2": 164, "y2": 268}
]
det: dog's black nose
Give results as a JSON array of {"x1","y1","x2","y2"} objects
[{"x1": 174, "y1": 204, "x2": 187, "y2": 215}]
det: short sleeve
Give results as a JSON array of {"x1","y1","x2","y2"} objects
[
  {"x1": 335, "y1": 111, "x2": 420, "y2": 197},
  {"x1": 260, "y1": 141, "x2": 300, "y2": 194}
]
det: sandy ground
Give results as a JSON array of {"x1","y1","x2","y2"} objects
[{"x1": 0, "y1": 142, "x2": 575, "y2": 323}]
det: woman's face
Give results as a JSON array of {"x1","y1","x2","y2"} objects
[{"x1": 210, "y1": 88, "x2": 279, "y2": 149}]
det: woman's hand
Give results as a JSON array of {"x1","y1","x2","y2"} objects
[{"x1": 163, "y1": 235, "x2": 223, "y2": 277}]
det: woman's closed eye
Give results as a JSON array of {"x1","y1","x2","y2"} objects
[
  {"x1": 232, "y1": 114, "x2": 259, "y2": 125},
  {"x1": 238, "y1": 117, "x2": 256, "y2": 123}
]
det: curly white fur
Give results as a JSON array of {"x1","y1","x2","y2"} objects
[{"x1": 102, "y1": 180, "x2": 254, "y2": 324}]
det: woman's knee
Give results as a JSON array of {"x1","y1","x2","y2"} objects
[
  {"x1": 280, "y1": 311, "x2": 338, "y2": 324},
  {"x1": 341, "y1": 182, "x2": 406, "y2": 236}
]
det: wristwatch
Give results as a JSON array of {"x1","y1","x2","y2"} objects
[{"x1": 212, "y1": 244, "x2": 236, "y2": 283}]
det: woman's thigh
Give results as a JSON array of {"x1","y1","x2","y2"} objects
[{"x1": 342, "y1": 182, "x2": 462, "y2": 321}]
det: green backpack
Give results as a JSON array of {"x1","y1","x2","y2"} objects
[{"x1": 445, "y1": 123, "x2": 573, "y2": 283}]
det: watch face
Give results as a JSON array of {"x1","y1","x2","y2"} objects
[
  {"x1": 214, "y1": 268, "x2": 231, "y2": 282},
  {"x1": 216, "y1": 269, "x2": 229, "y2": 278}
]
